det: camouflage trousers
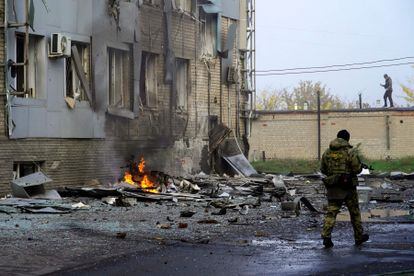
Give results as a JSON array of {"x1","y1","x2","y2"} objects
[{"x1": 321, "y1": 189, "x2": 364, "y2": 241}]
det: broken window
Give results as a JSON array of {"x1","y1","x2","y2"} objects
[
  {"x1": 65, "y1": 42, "x2": 91, "y2": 101},
  {"x1": 143, "y1": 0, "x2": 162, "y2": 7},
  {"x1": 174, "y1": 0, "x2": 192, "y2": 12},
  {"x1": 175, "y1": 58, "x2": 189, "y2": 111},
  {"x1": 108, "y1": 47, "x2": 132, "y2": 110},
  {"x1": 16, "y1": 34, "x2": 46, "y2": 98},
  {"x1": 13, "y1": 161, "x2": 43, "y2": 180},
  {"x1": 140, "y1": 52, "x2": 158, "y2": 108},
  {"x1": 200, "y1": 10, "x2": 217, "y2": 56}
]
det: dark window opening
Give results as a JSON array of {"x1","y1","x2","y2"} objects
[
  {"x1": 13, "y1": 161, "x2": 44, "y2": 180},
  {"x1": 16, "y1": 34, "x2": 25, "y2": 94},
  {"x1": 140, "y1": 52, "x2": 158, "y2": 108},
  {"x1": 175, "y1": 58, "x2": 189, "y2": 111}
]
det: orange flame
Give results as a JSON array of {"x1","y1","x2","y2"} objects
[{"x1": 123, "y1": 157, "x2": 159, "y2": 193}]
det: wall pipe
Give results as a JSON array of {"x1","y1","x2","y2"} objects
[{"x1": 317, "y1": 90, "x2": 321, "y2": 160}]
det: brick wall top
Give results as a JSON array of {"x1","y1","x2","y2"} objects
[{"x1": 256, "y1": 108, "x2": 414, "y2": 118}]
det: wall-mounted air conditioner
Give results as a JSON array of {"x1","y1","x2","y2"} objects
[{"x1": 49, "y1": 33, "x2": 71, "y2": 57}]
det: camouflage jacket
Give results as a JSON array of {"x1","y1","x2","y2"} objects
[{"x1": 321, "y1": 138, "x2": 362, "y2": 199}]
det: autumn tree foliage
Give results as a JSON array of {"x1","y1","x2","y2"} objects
[
  {"x1": 256, "y1": 81, "x2": 351, "y2": 111},
  {"x1": 401, "y1": 66, "x2": 414, "y2": 105}
]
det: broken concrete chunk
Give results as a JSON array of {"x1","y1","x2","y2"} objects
[
  {"x1": 281, "y1": 201, "x2": 297, "y2": 212},
  {"x1": 212, "y1": 208, "x2": 227, "y2": 215},
  {"x1": 157, "y1": 223, "x2": 172, "y2": 229},
  {"x1": 102, "y1": 197, "x2": 117, "y2": 205},
  {"x1": 272, "y1": 175, "x2": 287, "y2": 197},
  {"x1": 179, "y1": 180, "x2": 200, "y2": 193},
  {"x1": 218, "y1": 192, "x2": 230, "y2": 198},
  {"x1": 71, "y1": 202, "x2": 90, "y2": 209},
  {"x1": 116, "y1": 197, "x2": 138, "y2": 207},
  {"x1": 357, "y1": 186, "x2": 373, "y2": 203},
  {"x1": 239, "y1": 205, "x2": 249, "y2": 215}
]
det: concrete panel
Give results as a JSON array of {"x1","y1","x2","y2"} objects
[
  {"x1": 28, "y1": 107, "x2": 47, "y2": 137},
  {"x1": 46, "y1": 58, "x2": 65, "y2": 112},
  {"x1": 61, "y1": 108, "x2": 95, "y2": 138},
  {"x1": 46, "y1": 111, "x2": 61, "y2": 138},
  {"x1": 10, "y1": 106, "x2": 29, "y2": 138},
  {"x1": 60, "y1": 0, "x2": 78, "y2": 33},
  {"x1": 221, "y1": 0, "x2": 240, "y2": 20}
]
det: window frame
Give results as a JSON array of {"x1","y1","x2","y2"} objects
[
  {"x1": 108, "y1": 46, "x2": 133, "y2": 111},
  {"x1": 199, "y1": 10, "x2": 217, "y2": 57},
  {"x1": 65, "y1": 41, "x2": 91, "y2": 102},
  {"x1": 175, "y1": 58, "x2": 190, "y2": 112},
  {"x1": 140, "y1": 51, "x2": 158, "y2": 109},
  {"x1": 15, "y1": 33, "x2": 47, "y2": 99}
]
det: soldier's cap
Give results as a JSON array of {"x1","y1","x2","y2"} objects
[{"x1": 337, "y1": 129, "x2": 350, "y2": 141}]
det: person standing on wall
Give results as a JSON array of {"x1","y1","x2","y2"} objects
[
  {"x1": 320, "y1": 129, "x2": 369, "y2": 248},
  {"x1": 381, "y1": 74, "x2": 394, "y2": 108}
]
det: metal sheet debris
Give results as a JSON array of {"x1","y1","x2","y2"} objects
[
  {"x1": 223, "y1": 154, "x2": 257, "y2": 177},
  {"x1": 10, "y1": 172, "x2": 54, "y2": 199}
]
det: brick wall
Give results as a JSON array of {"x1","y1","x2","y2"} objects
[
  {"x1": 250, "y1": 109, "x2": 414, "y2": 161},
  {"x1": 0, "y1": 3, "x2": 248, "y2": 195}
]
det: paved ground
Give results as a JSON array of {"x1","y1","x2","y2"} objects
[
  {"x1": 50, "y1": 224, "x2": 414, "y2": 276},
  {"x1": 1, "y1": 177, "x2": 413, "y2": 276}
]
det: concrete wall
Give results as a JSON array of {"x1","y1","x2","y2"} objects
[
  {"x1": 0, "y1": 0, "x2": 249, "y2": 195},
  {"x1": 250, "y1": 109, "x2": 414, "y2": 161}
]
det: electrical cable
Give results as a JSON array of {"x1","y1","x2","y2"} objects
[
  {"x1": 256, "y1": 56, "x2": 414, "y2": 73},
  {"x1": 256, "y1": 61, "x2": 414, "y2": 77}
]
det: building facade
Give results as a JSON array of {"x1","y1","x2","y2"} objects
[{"x1": 0, "y1": 0, "x2": 253, "y2": 194}]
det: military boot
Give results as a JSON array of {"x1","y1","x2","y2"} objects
[
  {"x1": 355, "y1": 234, "x2": 369, "y2": 246},
  {"x1": 323, "y1": 237, "x2": 334, "y2": 248}
]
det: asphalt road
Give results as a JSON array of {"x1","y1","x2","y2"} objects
[{"x1": 52, "y1": 224, "x2": 414, "y2": 276}]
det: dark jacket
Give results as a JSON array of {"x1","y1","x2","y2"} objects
[
  {"x1": 321, "y1": 138, "x2": 362, "y2": 200},
  {"x1": 382, "y1": 76, "x2": 393, "y2": 92}
]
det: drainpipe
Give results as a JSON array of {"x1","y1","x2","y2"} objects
[
  {"x1": 317, "y1": 90, "x2": 321, "y2": 160},
  {"x1": 4, "y1": 0, "x2": 11, "y2": 137},
  {"x1": 385, "y1": 115, "x2": 390, "y2": 150}
]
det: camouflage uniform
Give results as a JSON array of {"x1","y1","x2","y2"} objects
[{"x1": 320, "y1": 138, "x2": 364, "y2": 242}]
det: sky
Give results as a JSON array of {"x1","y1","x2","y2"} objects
[{"x1": 256, "y1": 0, "x2": 414, "y2": 107}]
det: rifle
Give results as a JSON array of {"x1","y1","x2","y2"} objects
[{"x1": 361, "y1": 162, "x2": 374, "y2": 170}]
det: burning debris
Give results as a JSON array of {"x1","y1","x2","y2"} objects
[{"x1": 122, "y1": 157, "x2": 160, "y2": 194}]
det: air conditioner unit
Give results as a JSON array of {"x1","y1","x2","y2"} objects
[{"x1": 50, "y1": 33, "x2": 71, "y2": 57}]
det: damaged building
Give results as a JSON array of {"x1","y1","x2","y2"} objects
[{"x1": 0, "y1": 0, "x2": 256, "y2": 194}]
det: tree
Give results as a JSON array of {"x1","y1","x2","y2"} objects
[
  {"x1": 401, "y1": 66, "x2": 414, "y2": 104},
  {"x1": 256, "y1": 80, "x2": 349, "y2": 111}
]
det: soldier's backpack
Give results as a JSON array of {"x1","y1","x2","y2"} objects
[{"x1": 322, "y1": 149, "x2": 352, "y2": 188}]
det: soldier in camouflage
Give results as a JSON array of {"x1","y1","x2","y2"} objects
[{"x1": 320, "y1": 130, "x2": 369, "y2": 248}]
